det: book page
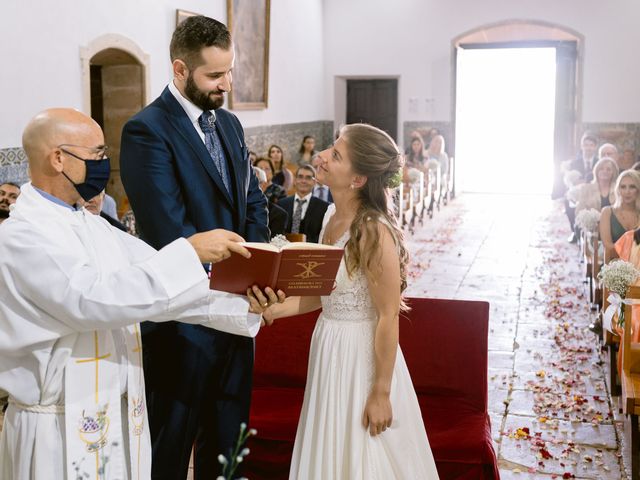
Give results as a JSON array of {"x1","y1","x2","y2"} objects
[
  {"x1": 241, "y1": 242, "x2": 280, "y2": 252},
  {"x1": 282, "y1": 242, "x2": 342, "y2": 251}
]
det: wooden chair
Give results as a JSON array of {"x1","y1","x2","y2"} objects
[
  {"x1": 603, "y1": 287, "x2": 622, "y2": 395},
  {"x1": 591, "y1": 233, "x2": 603, "y2": 309},
  {"x1": 285, "y1": 233, "x2": 306, "y2": 242},
  {"x1": 621, "y1": 285, "x2": 640, "y2": 480}
]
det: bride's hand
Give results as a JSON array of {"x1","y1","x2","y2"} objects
[{"x1": 362, "y1": 390, "x2": 393, "y2": 436}]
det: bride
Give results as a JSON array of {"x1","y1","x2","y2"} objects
[{"x1": 265, "y1": 124, "x2": 439, "y2": 479}]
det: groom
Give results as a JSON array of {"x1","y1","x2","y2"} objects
[{"x1": 120, "y1": 16, "x2": 269, "y2": 479}]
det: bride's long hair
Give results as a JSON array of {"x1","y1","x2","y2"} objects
[{"x1": 340, "y1": 124, "x2": 410, "y2": 306}]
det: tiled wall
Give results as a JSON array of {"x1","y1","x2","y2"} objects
[
  {"x1": 403, "y1": 121, "x2": 454, "y2": 154},
  {"x1": 0, "y1": 120, "x2": 335, "y2": 186},
  {"x1": 582, "y1": 122, "x2": 640, "y2": 154},
  {"x1": 244, "y1": 120, "x2": 334, "y2": 162},
  {"x1": 0, "y1": 147, "x2": 29, "y2": 185}
]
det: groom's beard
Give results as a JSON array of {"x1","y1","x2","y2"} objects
[
  {"x1": 0, "y1": 208, "x2": 9, "y2": 219},
  {"x1": 184, "y1": 73, "x2": 225, "y2": 111}
]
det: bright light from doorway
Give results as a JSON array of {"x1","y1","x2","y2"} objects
[{"x1": 455, "y1": 47, "x2": 556, "y2": 194}]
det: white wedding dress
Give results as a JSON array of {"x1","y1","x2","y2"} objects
[{"x1": 289, "y1": 205, "x2": 440, "y2": 479}]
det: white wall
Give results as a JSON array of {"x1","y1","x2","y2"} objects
[
  {"x1": 323, "y1": 0, "x2": 640, "y2": 132},
  {"x1": 0, "y1": 0, "x2": 325, "y2": 147}
]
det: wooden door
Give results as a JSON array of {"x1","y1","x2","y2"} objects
[{"x1": 347, "y1": 79, "x2": 398, "y2": 141}]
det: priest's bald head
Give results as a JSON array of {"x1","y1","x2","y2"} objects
[{"x1": 22, "y1": 108, "x2": 110, "y2": 207}]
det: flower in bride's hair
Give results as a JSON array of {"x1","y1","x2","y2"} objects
[
  {"x1": 386, "y1": 169, "x2": 403, "y2": 189},
  {"x1": 270, "y1": 234, "x2": 290, "y2": 248}
]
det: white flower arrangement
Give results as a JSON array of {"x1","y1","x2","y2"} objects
[
  {"x1": 270, "y1": 234, "x2": 290, "y2": 249},
  {"x1": 599, "y1": 260, "x2": 640, "y2": 298},
  {"x1": 599, "y1": 260, "x2": 640, "y2": 328},
  {"x1": 406, "y1": 167, "x2": 422, "y2": 184},
  {"x1": 575, "y1": 208, "x2": 600, "y2": 233},
  {"x1": 425, "y1": 158, "x2": 440, "y2": 171},
  {"x1": 563, "y1": 169, "x2": 583, "y2": 188}
]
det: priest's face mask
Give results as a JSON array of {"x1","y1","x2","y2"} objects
[{"x1": 59, "y1": 145, "x2": 111, "y2": 202}]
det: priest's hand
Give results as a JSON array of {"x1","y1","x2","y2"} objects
[
  {"x1": 187, "y1": 229, "x2": 250, "y2": 263},
  {"x1": 247, "y1": 285, "x2": 286, "y2": 319}
]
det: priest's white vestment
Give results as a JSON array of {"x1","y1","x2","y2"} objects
[{"x1": 0, "y1": 183, "x2": 261, "y2": 479}]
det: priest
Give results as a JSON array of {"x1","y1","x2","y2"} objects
[{"x1": 0, "y1": 108, "x2": 282, "y2": 479}]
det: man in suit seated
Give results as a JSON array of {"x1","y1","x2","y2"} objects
[
  {"x1": 280, "y1": 165, "x2": 329, "y2": 243},
  {"x1": 254, "y1": 166, "x2": 288, "y2": 237},
  {"x1": 311, "y1": 154, "x2": 333, "y2": 203}
]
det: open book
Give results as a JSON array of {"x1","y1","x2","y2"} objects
[{"x1": 210, "y1": 242, "x2": 344, "y2": 296}]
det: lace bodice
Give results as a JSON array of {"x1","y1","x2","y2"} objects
[{"x1": 319, "y1": 205, "x2": 377, "y2": 322}]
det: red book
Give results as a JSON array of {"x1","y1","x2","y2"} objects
[{"x1": 210, "y1": 242, "x2": 344, "y2": 296}]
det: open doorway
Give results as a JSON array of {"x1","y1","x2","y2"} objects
[{"x1": 455, "y1": 47, "x2": 557, "y2": 194}]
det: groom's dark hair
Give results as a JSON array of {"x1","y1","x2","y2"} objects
[{"x1": 170, "y1": 16, "x2": 232, "y2": 69}]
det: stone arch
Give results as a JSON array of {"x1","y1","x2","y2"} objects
[
  {"x1": 451, "y1": 20, "x2": 584, "y2": 197},
  {"x1": 80, "y1": 34, "x2": 151, "y2": 215}
]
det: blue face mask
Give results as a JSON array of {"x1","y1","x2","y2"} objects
[{"x1": 60, "y1": 148, "x2": 111, "y2": 202}]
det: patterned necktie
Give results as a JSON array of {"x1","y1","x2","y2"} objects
[
  {"x1": 291, "y1": 198, "x2": 307, "y2": 233},
  {"x1": 316, "y1": 186, "x2": 326, "y2": 202},
  {"x1": 198, "y1": 111, "x2": 231, "y2": 194}
]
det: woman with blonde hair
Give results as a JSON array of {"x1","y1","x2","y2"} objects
[
  {"x1": 265, "y1": 124, "x2": 439, "y2": 479},
  {"x1": 569, "y1": 157, "x2": 619, "y2": 214},
  {"x1": 600, "y1": 169, "x2": 640, "y2": 260}
]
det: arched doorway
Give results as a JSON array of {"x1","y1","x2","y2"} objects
[
  {"x1": 81, "y1": 35, "x2": 150, "y2": 217},
  {"x1": 452, "y1": 20, "x2": 583, "y2": 197}
]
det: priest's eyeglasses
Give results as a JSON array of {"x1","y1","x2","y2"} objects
[{"x1": 58, "y1": 144, "x2": 109, "y2": 160}]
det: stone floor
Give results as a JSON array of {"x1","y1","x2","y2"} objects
[{"x1": 405, "y1": 193, "x2": 632, "y2": 479}]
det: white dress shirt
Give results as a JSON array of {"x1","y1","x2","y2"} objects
[
  {"x1": 168, "y1": 80, "x2": 211, "y2": 144},
  {"x1": 294, "y1": 192, "x2": 312, "y2": 219}
]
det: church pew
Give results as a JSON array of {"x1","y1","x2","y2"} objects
[
  {"x1": 603, "y1": 287, "x2": 622, "y2": 396},
  {"x1": 621, "y1": 286, "x2": 640, "y2": 480},
  {"x1": 245, "y1": 297, "x2": 499, "y2": 479}
]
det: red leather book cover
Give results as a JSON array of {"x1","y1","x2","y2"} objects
[{"x1": 210, "y1": 243, "x2": 344, "y2": 296}]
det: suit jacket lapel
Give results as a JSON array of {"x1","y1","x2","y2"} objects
[{"x1": 160, "y1": 88, "x2": 235, "y2": 208}]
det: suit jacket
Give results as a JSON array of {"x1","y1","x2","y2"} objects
[
  {"x1": 268, "y1": 202, "x2": 288, "y2": 238},
  {"x1": 120, "y1": 87, "x2": 268, "y2": 251},
  {"x1": 119, "y1": 87, "x2": 268, "y2": 396},
  {"x1": 279, "y1": 195, "x2": 329, "y2": 243},
  {"x1": 312, "y1": 184, "x2": 333, "y2": 203}
]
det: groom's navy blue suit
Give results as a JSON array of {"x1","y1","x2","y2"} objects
[{"x1": 120, "y1": 86, "x2": 268, "y2": 479}]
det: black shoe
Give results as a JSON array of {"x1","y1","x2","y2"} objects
[{"x1": 567, "y1": 232, "x2": 578, "y2": 243}]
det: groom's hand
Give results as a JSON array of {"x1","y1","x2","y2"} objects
[
  {"x1": 187, "y1": 229, "x2": 250, "y2": 263},
  {"x1": 247, "y1": 285, "x2": 286, "y2": 320}
]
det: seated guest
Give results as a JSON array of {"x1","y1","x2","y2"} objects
[
  {"x1": 600, "y1": 170, "x2": 640, "y2": 261},
  {"x1": 622, "y1": 149, "x2": 638, "y2": 171},
  {"x1": 279, "y1": 165, "x2": 329, "y2": 243},
  {"x1": 253, "y1": 166, "x2": 288, "y2": 237},
  {"x1": 311, "y1": 154, "x2": 333, "y2": 203},
  {"x1": 101, "y1": 191, "x2": 118, "y2": 220},
  {"x1": 254, "y1": 157, "x2": 286, "y2": 204},
  {"x1": 565, "y1": 132, "x2": 599, "y2": 242},
  {"x1": 405, "y1": 135, "x2": 427, "y2": 171},
  {"x1": 568, "y1": 157, "x2": 618, "y2": 214},
  {"x1": 599, "y1": 143, "x2": 619, "y2": 170},
  {"x1": 268, "y1": 144, "x2": 294, "y2": 191},
  {"x1": 293, "y1": 135, "x2": 317, "y2": 167},
  {"x1": 79, "y1": 190, "x2": 128, "y2": 232},
  {"x1": 427, "y1": 134, "x2": 449, "y2": 179},
  {"x1": 0, "y1": 181, "x2": 20, "y2": 224}
]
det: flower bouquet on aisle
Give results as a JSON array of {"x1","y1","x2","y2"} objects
[
  {"x1": 575, "y1": 208, "x2": 600, "y2": 234},
  {"x1": 599, "y1": 259, "x2": 640, "y2": 330}
]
